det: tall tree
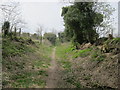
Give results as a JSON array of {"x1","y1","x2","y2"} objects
[{"x1": 61, "y1": 2, "x2": 103, "y2": 46}]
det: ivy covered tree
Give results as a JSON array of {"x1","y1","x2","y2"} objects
[
  {"x1": 61, "y1": 2, "x2": 103, "y2": 47},
  {"x1": 2, "y1": 21, "x2": 10, "y2": 37}
]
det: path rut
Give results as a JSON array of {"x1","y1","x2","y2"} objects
[{"x1": 46, "y1": 47, "x2": 58, "y2": 88}]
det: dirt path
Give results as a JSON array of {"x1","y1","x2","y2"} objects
[{"x1": 46, "y1": 47, "x2": 58, "y2": 88}]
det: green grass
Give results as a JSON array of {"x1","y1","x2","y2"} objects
[
  {"x1": 9, "y1": 70, "x2": 46, "y2": 88},
  {"x1": 56, "y1": 43, "x2": 72, "y2": 70},
  {"x1": 2, "y1": 38, "x2": 34, "y2": 58},
  {"x1": 56, "y1": 43, "x2": 83, "y2": 88},
  {"x1": 12, "y1": 78, "x2": 45, "y2": 88},
  {"x1": 2, "y1": 38, "x2": 53, "y2": 88},
  {"x1": 56, "y1": 44, "x2": 70, "y2": 59}
]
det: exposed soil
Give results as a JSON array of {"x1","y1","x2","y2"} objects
[{"x1": 46, "y1": 47, "x2": 59, "y2": 88}]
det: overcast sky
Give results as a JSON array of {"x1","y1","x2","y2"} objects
[
  {"x1": 20, "y1": 2, "x2": 65, "y2": 34},
  {"x1": 0, "y1": 0, "x2": 119, "y2": 36}
]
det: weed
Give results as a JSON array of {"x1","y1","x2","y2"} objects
[
  {"x1": 38, "y1": 70, "x2": 48, "y2": 76},
  {"x1": 91, "y1": 53, "x2": 106, "y2": 62},
  {"x1": 84, "y1": 75, "x2": 91, "y2": 80},
  {"x1": 60, "y1": 60, "x2": 71, "y2": 69},
  {"x1": 73, "y1": 48, "x2": 92, "y2": 58}
]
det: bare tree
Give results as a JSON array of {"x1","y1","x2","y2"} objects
[
  {"x1": 0, "y1": 2, "x2": 26, "y2": 37},
  {"x1": 36, "y1": 25, "x2": 44, "y2": 44}
]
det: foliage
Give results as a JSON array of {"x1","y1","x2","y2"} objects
[
  {"x1": 72, "y1": 48, "x2": 92, "y2": 58},
  {"x1": 2, "y1": 21, "x2": 10, "y2": 37},
  {"x1": 58, "y1": 32, "x2": 68, "y2": 43},
  {"x1": 61, "y1": 2, "x2": 103, "y2": 46},
  {"x1": 44, "y1": 33, "x2": 56, "y2": 45},
  {"x1": 31, "y1": 33, "x2": 38, "y2": 40}
]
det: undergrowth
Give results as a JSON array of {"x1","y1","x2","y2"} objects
[{"x1": 2, "y1": 38, "x2": 34, "y2": 58}]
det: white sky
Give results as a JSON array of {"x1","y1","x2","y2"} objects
[
  {"x1": 20, "y1": 2, "x2": 65, "y2": 34},
  {"x1": 0, "y1": 0, "x2": 119, "y2": 36}
]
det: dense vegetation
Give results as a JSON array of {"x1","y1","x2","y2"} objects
[{"x1": 61, "y1": 2, "x2": 103, "y2": 46}]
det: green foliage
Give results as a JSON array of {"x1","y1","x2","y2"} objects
[
  {"x1": 72, "y1": 48, "x2": 92, "y2": 58},
  {"x1": 61, "y1": 2, "x2": 103, "y2": 45},
  {"x1": 2, "y1": 21, "x2": 10, "y2": 37},
  {"x1": 58, "y1": 32, "x2": 68, "y2": 43},
  {"x1": 65, "y1": 45, "x2": 76, "y2": 53},
  {"x1": 31, "y1": 33, "x2": 38, "y2": 40},
  {"x1": 44, "y1": 33, "x2": 56, "y2": 45},
  {"x1": 56, "y1": 43, "x2": 72, "y2": 69},
  {"x1": 56, "y1": 43, "x2": 70, "y2": 59}
]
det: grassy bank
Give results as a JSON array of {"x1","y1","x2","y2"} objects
[
  {"x1": 2, "y1": 38, "x2": 53, "y2": 88},
  {"x1": 55, "y1": 38, "x2": 119, "y2": 88},
  {"x1": 56, "y1": 43, "x2": 83, "y2": 88}
]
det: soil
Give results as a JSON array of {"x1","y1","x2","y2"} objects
[{"x1": 46, "y1": 47, "x2": 59, "y2": 88}]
